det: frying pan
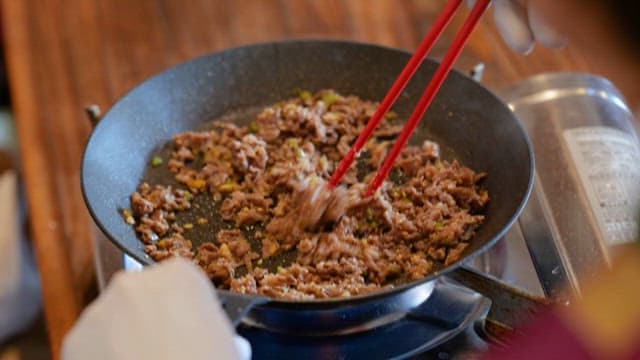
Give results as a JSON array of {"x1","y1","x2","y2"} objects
[{"x1": 81, "y1": 40, "x2": 537, "y2": 336}]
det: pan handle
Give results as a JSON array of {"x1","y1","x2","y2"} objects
[
  {"x1": 448, "y1": 266, "x2": 554, "y2": 345},
  {"x1": 217, "y1": 291, "x2": 270, "y2": 327}
]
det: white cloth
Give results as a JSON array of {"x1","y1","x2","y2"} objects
[
  {"x1": 0, "y1": 170, "x2": 41, "y2": 342},
  {"x1": 62, "y1": 258, "x2": 251, "y2": 360},
  {"x1": 468, "y1": 0, "x2": 567, "y2": 54}
]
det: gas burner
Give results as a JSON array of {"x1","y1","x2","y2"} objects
[{"x1": 238, "y1": 281, "x2": 490, "y2": 360}]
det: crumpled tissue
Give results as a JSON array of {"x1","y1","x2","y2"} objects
[{"x1": 62, "y1": 257, "x2": 251, "y2": 360}]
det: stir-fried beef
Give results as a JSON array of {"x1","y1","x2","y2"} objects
[{"x1": 126, "y1": 89, "x2": 489, "y2": 300}]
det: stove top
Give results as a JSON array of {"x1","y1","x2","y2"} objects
[{"x1": 91, "y1": 73, "x2": 640, "y2": 359}]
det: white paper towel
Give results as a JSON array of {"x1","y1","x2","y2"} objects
[{"x1": 62, "y1": 258, "x2": 250, "y2": 360}]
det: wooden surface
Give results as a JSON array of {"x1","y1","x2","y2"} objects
[{"x1": 1, "y1": 0, "x2": 595, "y2": 357}]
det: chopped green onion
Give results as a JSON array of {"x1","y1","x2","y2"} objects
[
  {"x1": 299, "y1": 90, "x2": 312, "y2": 101},
  {"x1": 248, "y1": 121, "x2": 259, "y2": 134},
  {"x1": 366, "y1": 208, "x2": 374, "y2": 221},
  {"x1": 293, "y1": 88, "x2": 312, "y2": 101},
  {"x1": 150, "y1": 156, "x2": 163, "y2": 167},
  {"x1": 218, "y1": 181, "x2": 238, "y2": 193},
  {"x1": 277, "y1": 265, "x2": 284, "y2": 273},
  {"x1": 288, "y1": 139, "x2": 298, "y2": 148},
  {"x1": 435, "y1": 221, "x2": 445, "y2": 230},
  {"x1": 384, "y1": 111, "x2": 398, "y2": 121},
  {"x1": 322, "y1": 92, "x2": 338, "y2": 107},
  {"x1": 122, "y1": 209, "x2": 135, "y2": 225},
  {"x1": 184, "y1": 191, "x2": 192, "y2": 201}
]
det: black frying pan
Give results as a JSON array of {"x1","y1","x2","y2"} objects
[{"x1": 81, "y1": 40, "x2": 536, "y2": 335}]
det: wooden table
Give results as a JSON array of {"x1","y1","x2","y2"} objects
[{"x1": 1, "y1": 0, "x2": 595, "y2": 357}]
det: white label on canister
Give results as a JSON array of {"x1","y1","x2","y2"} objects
[{"x1": 564, "y1": 127, "x2": 640, "y2": 246}]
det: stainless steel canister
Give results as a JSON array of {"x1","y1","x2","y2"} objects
[{"x1": 500, "y1": 73, "x2": 640, "y2": 299}]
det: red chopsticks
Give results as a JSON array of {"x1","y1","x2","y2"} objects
[
  {"x1": 327, "y1": 0, "x2": 491, "y2": 197},
  {"x1": 326, "y1": 0, "x2": 463, "y2": 188}
]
